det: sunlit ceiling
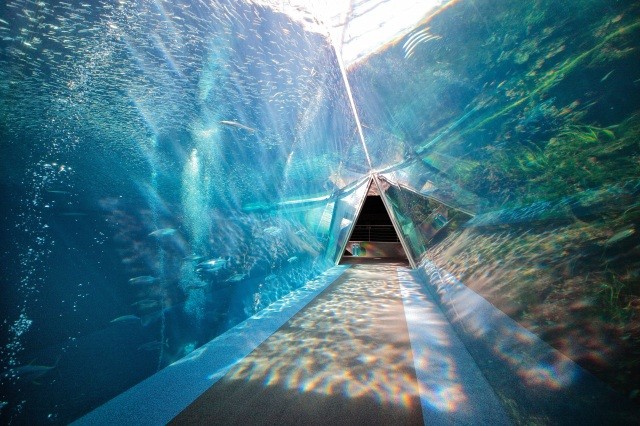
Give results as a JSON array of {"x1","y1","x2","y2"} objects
[{"x1": 252, "y1": 0, "x2": 452, "y2": 66}]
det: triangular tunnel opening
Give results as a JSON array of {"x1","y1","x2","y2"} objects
[{"x1": 339, "y1": 178, "x2": 409, "y2": 263}]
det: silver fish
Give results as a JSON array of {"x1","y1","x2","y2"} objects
[
  {"x1": 263, "y1": 226, "x2": 282, "y2": 236},
  {"x1": 149, "y1": 228, "x2": 177, "y2": 238},
  {"x1": 183, "y1": 254, "x2": 204, "y2": 262},
  {"x1": 220, "y1": 120, "x2": 256, "y2": 133},
  {"x1": 137, "y1": 340, "x2": 168, "y2": 351},
  {"x1": 184, "y1": 279, "x2": 209, "y2": 289},
  {"x1": 131, "y1": 299, "x2": 160, "y2": 310},
  {"x1": 225, "y1": 273, "x2": 247, "y2": 283},
  {"x1": 196, "y1": 258, "x2": 228, "y2": 272},
  {"x1": 2, "y1": 363, "x2": 56, "y2": 381},
  {"x1": 128, "y1": 276, "x2": 158, "y2": 285},
  {"x1": 110, "y1": 315, "x2": 141, "y2": 323}
]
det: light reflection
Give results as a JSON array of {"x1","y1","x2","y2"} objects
[
  {"x1": 421, "y1": 258, "x2": 580, "y2": 390},
  {"x1": 211, "y1": 263, "x2": 423, "y2": 413},
  {"x1": 258, "y1": 0, "x2": 456, "y2": 66},
  {"x1": 423, "y1": 218, "x2": 638, "y2": 393},
  {"x1": 398, "y1": 270, "x2": 482, "y2": 420}
]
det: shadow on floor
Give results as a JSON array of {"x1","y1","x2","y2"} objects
[
  {"x1": 170, "y1": 378, "x2": 422, "y2": 426},
  {"x1": 340, "y1": 256, "x2": 410, "y2": 266}
]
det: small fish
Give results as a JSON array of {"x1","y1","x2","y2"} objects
[
  {"x1": 196, "y1": 258, "x2": 228, "y2": 272},
  {"x1": 128, "y1": 276, "x2": 158, "y2": 285},
  {"x1": 46, "y1": 190, "x2": 71, "y2": 195},
  {"x1": 60, "y1": 212, "x2": 86, "y2": 216},
  {"x1": 600, "y1": 70, "x2": 614, "y2": 82},
  {"x1": 140, "y1": 311, "x2": 167, "y2": 327},
  {"x1": 185, "y1": 283, "x2": 208, "y2": 290},
  {"x1": 225, "y1": 273, "x2": 247, "y2": 283},
  {"x1": 149, "y1": 228, "x2": 177, "y2": 238},
  {"x1": 605, "y1": 228, "x2": 635, "y2": 245},
  {"x1": 2, "y1": 357, "x2": 60, "y2": 381},
  {"x1": 263, "y1": 226, "x2": 282, "y2": 236},
  {"x1": 287, "y1": 256, "x2": 298, "y2": 263},
  {"x1": 220, "y1": 120, "x2": 256, "y2": 133},
  {"x1": 137, "y1": 340, "x2": 168, "y2": 351},
  {"x1": 110, "y1": 315, "x2": 141, "y2": 323},
  {"x1": 0, "y1": 401, "x2": 7, "y2": 411},
  {"x1": 183, "y1": 254, "x2": 204, "y2": 262},
  {"x1": 131, "y1": 299, "x2": 160, "y2": 310}
]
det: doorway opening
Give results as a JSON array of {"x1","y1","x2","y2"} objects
[{"x1": 340, "y1": 184, "x2": 408, "y2": 263}]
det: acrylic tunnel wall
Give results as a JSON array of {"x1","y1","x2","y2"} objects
[
  {"x1": 346, "y1": 0, "x2": 640, "y2": 415},
  {"x1": 1, "y1": 0, "x2": 639, "y2": 424}
]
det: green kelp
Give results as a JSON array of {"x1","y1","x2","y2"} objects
[{"x1": 528, "y1": 117, "x2": 640, "y2": 202}]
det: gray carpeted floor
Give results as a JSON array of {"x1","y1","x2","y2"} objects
[{"x1": 171, "y1": 262, "x2": 424, "y2": 425}]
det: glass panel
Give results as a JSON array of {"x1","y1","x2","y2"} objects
[
  {"x1": 376, "y1": 175, "x2": 472, "y2": 264},
  {"x1": 0, "y1": 1, "x2": 367, "y2": 423},
  {"x1": 2, "y1": 0, "x2": 640, "y2": 423},
  {"x1": 325, "y1": 177, "x2": 372, "y2": 264},
  {"x1": 345, "y1": 0, "x2": 640, "y2": 414}
]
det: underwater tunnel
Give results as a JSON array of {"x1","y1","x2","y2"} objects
[{"x1": 1, "y1": 0, "x2": 640, "y2": 424}]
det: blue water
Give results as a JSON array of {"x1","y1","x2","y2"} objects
[
  {"x1": 0, "y1": 1, "x2": 367, "y2": 422},
  {"x1": 1, "y1": 0, "x2": 639, "y2": 423}
]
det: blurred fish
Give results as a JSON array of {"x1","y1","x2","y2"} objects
[
  {"x1": 600, "y1": 70, "x2": 614, "y2": 82},
  {"x1": 263, "y1": 226, "x2": 282, "y2": 236},
  {"x1": 149, "y1": 228, "x2": 177, "y2": 238},
  {"x1": 287, "y1": 256, "x2": 298, "y2": 263},
  {"x1": 605, "y1": 227, "x2": 635, "y2": 245},
  {"x1": 2, "y1": 361, "x2": 58, "y2": 382},
  {"x1": 137, "y1": 340, "x2": 168, "y2": 351},
  {"x1": 225, "y1": 273, "x2": 247, "y2": 283},
  {"x1": 110, "y1": 315, "x2": 141, "y2": 323},
  {"x1": 196, "y1": 258, "x2": 228, "y2": 272},
  {"x1": 128, "y1": 276, "x2": 158, "y2": 285},
  {"x1": 140, "y1": 311, "x2": 166, "y2": 327},
  {"x1": 220, "y1": 120, "x2": 256, "y2": 133},
  {"x1": 185, "y1": 281, "x2": 208, "y2": 290},
  {"x1": 131, "y1": 299, "x2": 160, "y2": 310},
  {"x1": 183, "y1": 254, "x2": 204, "y2": 262}
]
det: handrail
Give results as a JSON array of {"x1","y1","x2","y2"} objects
[{"x1": 350, "y1": 224, "x2": 400, "y2": 242}]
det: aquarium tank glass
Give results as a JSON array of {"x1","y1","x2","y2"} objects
[{"x1": 1, "y1": 0, "x2": 639, "y2": 423}]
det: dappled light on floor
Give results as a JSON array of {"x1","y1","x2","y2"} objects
[
  {"x1": 397, "y1": 268, "x2": 511, "y2": 425},
  {"x1": 223, "y1": 263, "x2": 419, "y2": 408},
  {"x1": 400, "y1": 289, "x2": 467, "y2": 413},
  {"x1": 171, "y1": 262, "x2": 428, "y2": 424}
]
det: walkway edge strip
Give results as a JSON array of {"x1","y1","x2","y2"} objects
[
  {"x1": 74, "y1": 265, "x2": 351, "y2": 426},
  {"x1": 397, "y1": 267, "x2": 512, "y2": 426}
]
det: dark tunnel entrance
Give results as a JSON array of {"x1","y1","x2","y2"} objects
[{"x1": 341, "y1": 192, "x2": 408, "y2": 262}]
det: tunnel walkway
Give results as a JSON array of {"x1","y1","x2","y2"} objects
[
  {"x1": 170, "y1": 261, "x2": 508, "y2": 425},
  {"x1": 77, "y1": 262, "x2": 639, "y2": 425}
]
